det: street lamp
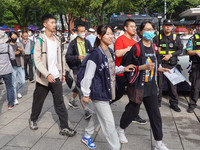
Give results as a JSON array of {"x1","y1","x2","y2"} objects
[{"x1": 155, "y1": 13, "x2": 163, "y2": 46}]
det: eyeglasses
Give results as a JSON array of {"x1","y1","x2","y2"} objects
[
  {"x1": 143, "y1": 28, "x2": 155, "y2": 32},
  {"x1": 128, "y1": 26, "x2": 137, "y2": 29}
]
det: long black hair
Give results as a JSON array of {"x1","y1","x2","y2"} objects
[
  {"x1": 94, "y1": 25, "x2": 113, "y2": 48},
  {"x1": 9, "y1": 31, "x2": 18, "y2": 38},
  {"x1": 139, "y1": 21, "x2": 155, "y2": 31}
]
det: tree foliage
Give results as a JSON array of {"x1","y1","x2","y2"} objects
[{"x1": 0, "y1": 0, "x2": 200, "y2": 30}]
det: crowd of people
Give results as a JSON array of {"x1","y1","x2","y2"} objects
[{"x1": 0, "y1": 13, "x2": 200, "y2": 150}]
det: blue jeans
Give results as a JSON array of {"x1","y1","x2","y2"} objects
[
  {"x1": 12, "y1": 66, "x2": 25, "y2": 99},
  {"x1": 0, "y1": 73, "x2": 14, "y2": 106}
]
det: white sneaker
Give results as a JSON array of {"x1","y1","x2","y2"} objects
[
  {"x1": 117, "y1": 127, "x2": 128, "y2": 143},
  {"x1": 154, "y1": 143, "x2": 169, "y2": 150},
  {"x1": 17, "y1": 93, "x2": 22, "y2": 99},
  {"x1": 14, "y1": 99, "x2": 19, "y2": 105}
]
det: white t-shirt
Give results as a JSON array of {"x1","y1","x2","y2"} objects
[{"x1": 46, "y1": 36, "x2": 59, "y2": 79}]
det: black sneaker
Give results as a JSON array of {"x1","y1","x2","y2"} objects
[
  {"x1": 132, "y1": 115, "x2": 147, "y2": 125},
  {"x1": 68, "y1": 99, "x2": 79, "y2": 109},
  {"x1": 170, "y1": 105, "x2": 181, "y2": 112},
  {"x1": 59, "y1": 128, "x2": 77, "y2": 137},
  {"x1": 29, "y1": 119, "x2": 38, "y2": 130},
  {"x1": 84, "y1": 110, "x2": 92, "y2": 120},
  {"x1": 187, "y1": 107, "x2": 194, "y2": 113}
]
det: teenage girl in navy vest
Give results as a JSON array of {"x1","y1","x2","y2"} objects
[{"x1": 80, "y1": 25, "x2": 135, "y2": 150}]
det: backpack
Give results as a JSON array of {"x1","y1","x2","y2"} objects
[
  {"x1": 134, "y1": 42, "x2": 157, "y2": 58},
  {"x1": 32, "y1": 37, "x2": 42, "y2": 70},
  {"x1": 76, "y1": 49, "x2": 103, "y2": 88}
]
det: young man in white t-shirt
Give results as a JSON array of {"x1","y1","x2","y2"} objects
[{"x1": 29, "y1": 14, "x2": 76, "y2": 137}]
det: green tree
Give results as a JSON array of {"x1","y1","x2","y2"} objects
[{"x1": 1, "y1": 0, "x2": 68, "y2": 30}]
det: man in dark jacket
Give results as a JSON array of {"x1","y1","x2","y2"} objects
[{"x1": 65, "y1": 24, "x2": 93, "y2": 119}]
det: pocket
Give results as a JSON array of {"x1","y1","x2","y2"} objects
[{"x1": 169, "y1": 56, "x2": 177, "y2": 65}]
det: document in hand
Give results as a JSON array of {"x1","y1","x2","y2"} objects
[{"x1": 164, "y1": 67, "x2": 186, "y2": 85}]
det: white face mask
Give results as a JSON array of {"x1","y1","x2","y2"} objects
[
  {"x1": 78, "y1": 33, "x2": 85, "y2": 39},
  {"x1": 28, "y1": 32, "x2": 31, "y2": 36}
]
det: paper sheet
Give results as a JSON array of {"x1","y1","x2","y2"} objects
[{"x1": 164, "y1": 67, "x2": 186, "y2": 85}]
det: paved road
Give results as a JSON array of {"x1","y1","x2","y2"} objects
[{"x1": 0, "y1": 80, "x2": 200, "y2": 150}]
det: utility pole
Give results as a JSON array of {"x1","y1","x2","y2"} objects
[
  {"x1": 164, "y1": 0, "x2": 166, "y2": 19},
  {"x1": 29, "y1": 9, "x2": 40, "y2": 27}
]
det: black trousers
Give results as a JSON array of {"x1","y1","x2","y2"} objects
[
  {"x1": 189, "y1": 63, "x2": 200, "y2": 109},
  {"x1": 24, "y1": 55, "x2": 33, "y2": 81},
  {"x1": 120, "y1": 94, "x2": 163, "y2": 141},
  {"x1": 158, "y1": 71, "x2": 179, "y2": 106},
  {"x1": 30, "y1": 79, "x2": 69, "y2": 129}
]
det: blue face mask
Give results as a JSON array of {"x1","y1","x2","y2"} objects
[{"x1": 143, "y1": 31, "x2": 154, "y2": 40}]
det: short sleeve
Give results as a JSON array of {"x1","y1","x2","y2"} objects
[
  {"x1": 186, "y1": 39, "x2": 193, "y2": 51},
  {"x1": 114, "y1": 37, "x2": 124, "y2": 51}
]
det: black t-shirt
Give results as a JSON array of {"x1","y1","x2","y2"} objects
[{"x1": 143, "y1": 46, "x2": 157, "y2": 97}]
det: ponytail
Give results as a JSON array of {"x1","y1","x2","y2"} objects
[{"x1": 94, "y1": 37, "x2": 100, "y2": 49}]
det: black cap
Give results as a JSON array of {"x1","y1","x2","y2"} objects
[{"x1": 163, "y1": 19, "x2": 173, "y2": 25}]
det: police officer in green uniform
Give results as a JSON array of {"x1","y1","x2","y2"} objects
[
  {"x1": 186, "y1": 20, "x2": 200, "y2": 113},
  {"x1": 153, "y1": 19, "x2": 183, "y2": 112}
]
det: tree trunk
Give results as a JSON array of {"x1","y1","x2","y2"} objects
[
  {"x1": 170, "y1": 12, "x2": 172, "y2": 19},
  {"x1": 60, "y1": 13, "x2": 65, "y2": 32},
  {"x1": 93, "y1": 0, "x2": 110, "y2": 24},
  {"x1": 65, "y1": 14, "x2": 69, "y2": 33}
]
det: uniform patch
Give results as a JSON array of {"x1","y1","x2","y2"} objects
[
  {"x1": 169, "y1": 43, "x2": 174, "y2": 48},
  {"x1": 196, "y1": 42, "x2": 200, "y2": 45}
]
